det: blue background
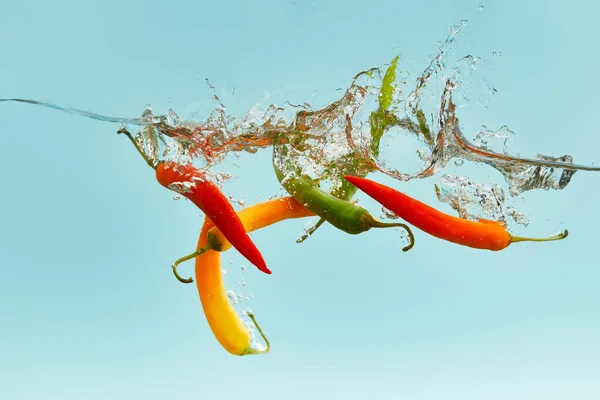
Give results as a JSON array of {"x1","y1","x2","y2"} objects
[{"x1": 1, "y1": 0, "x2": 599, "y2": 399}]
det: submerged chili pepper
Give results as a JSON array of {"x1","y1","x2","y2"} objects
[
  {"x1": 155, "y1": 161, "x2": 270, "y2": 274},
  {"x1": 298, "y1": 57, "x2": 402, "y2": 243},
  {"x1": 193, "y1": 198, "x2": 315, "y2": 354},
  {"x1": 171, "y1": 196, "x2": 314, "y2": 283},
  {"x1": 344, "y1": 175, "x2": 568, "y2": 250},
  {"x1": 274, "y1": 163, "x2": 415, "y2": 250},
  {"x1": 195, "y1": 218, "x2": 270, "y2": 356}
]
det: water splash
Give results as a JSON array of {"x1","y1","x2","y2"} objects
[
  {"x1": 435, "y1": 174, "x2": 529, "y2": 226},
  {"x1": 2, "y1": 19, "x2": 599, "y2": 215}
]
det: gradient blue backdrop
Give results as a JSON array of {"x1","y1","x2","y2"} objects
[{"x1": 1, "y1": 0, "x2": 599, "y2": 399}]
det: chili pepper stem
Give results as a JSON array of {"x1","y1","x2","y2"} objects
[
  {"x1": 510, "y1": 229, "x2": 569, "y2": 244},
  {"x1": 296, "y1": 218, "x2": 326, "y2": 243},
  {"x1": 243, "y1": 312, "x2": 271, "y2": 355},
  {"x1": 366, "y1": 218, "x2": 416, "y2": 252},
  {"x1": 171, "y1": 247, "x2": 210, "y2": 284},
  {"x1": 117, "y1": 127, "x2": 158, "y2": 170}
]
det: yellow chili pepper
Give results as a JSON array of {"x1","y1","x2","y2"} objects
[
  {"x1": 195, "y1": 217, "x2": 267, "y2": 355},
  {"x1": 180, "y1": 197, "x2": 314, "y2": 355},
  {"x1": 172, "y1": 196, "x2": 314, "y2": 283}
]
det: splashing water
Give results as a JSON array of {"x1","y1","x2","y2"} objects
[
  {"x1": 435, "y1": 174, "x2": 529, "y2": 226},
  {"x1": 1, "y1": 19, "x2": 599, "y2": 222}
]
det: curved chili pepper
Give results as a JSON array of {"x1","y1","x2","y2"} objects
[
  {"x1": 193, "y1": 198, "x2": 315, "y2": 354},
  {"x1": 171, "y1": 196, "x2": 314, "y2": 283},
  {"x1": 274, "y1": 163, "x2": 415, "y2": 250},
  {"x1": 344, "y1": 175, "x2": 568, "y2": 250},
  {"x1": 155, "y1": 161, "x2": 270, "y2": 274},
  {"x1": 195, "y1": 218, "x2": 270, "y2": 356},
  {"x1": 297, "y1": 56, "x2": 401, "y2": 242}
]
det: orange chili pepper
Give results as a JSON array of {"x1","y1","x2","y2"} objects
[
  {"x1": 195, "y1": 217, "x2": 269, "y2": 355},
  {"x1": 193, "y1": 197, "x2": 314, "y2": 354},
  {"x1": 345, "y1": 175, "x2": 568, "y2": 250},
  {"x1": 171, "y1": 196, "x2": 314, "y2": 283},
  {"x1": 156, "y1": 161, "x2": 270, "y2": 274}
]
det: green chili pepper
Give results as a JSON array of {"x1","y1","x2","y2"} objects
[
  {"x1": 415, "y1": 108, "x2": 433, "y2": 146},
  {"x1": 370, "y1": 55, "x2": 399, "y2": 158},
  {"x1": 298, "y1": 56, "x2": 401, "y2": 242},
  {"x1": 273, "y1": 162, "x2": 415, "y2": 251}
]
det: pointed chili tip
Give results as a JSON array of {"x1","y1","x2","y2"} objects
[
  {"x1": 260, "y1": 267, "x2": 272, "y2": 275},
  {"x1": 254, "y1": 258, "x2": 272, "y2": 275}
]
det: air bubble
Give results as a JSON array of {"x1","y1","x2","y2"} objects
[{"x1": 226, "y1": 290, "x2": 238, "y2": 304}]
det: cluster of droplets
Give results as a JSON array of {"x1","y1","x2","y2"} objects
[
  {"x1": 222, "y1": 261, "x2": 254, "y2": 316},
  {"x1": 435, "y1": 174, "x2": 529, "y2": 226},
  {"x1": 117, "y1": 12, "x2": 587, "y2": 209},
  {"x1": 8, "y1": 16, "x2": 589, "y2": 232}
]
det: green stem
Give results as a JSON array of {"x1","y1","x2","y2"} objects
[
  {"x1": 510, "y1": 229, "x2": 568, "y2": 244},
  {"x1": 171, "y1": 247, "x2": 209, "y2": 284},
  {"x1": 297, "y1": 218, "x2": 326, "y2": 243},
  {"x1": 369, "y1": 220, "x2": 416, "y2": 252},
  {"x1": 243, "y1": 312, "x2": 271, "y2": 355},
  {"x1": 117, "y1": 127, "x2": 158, "y2": 170}
]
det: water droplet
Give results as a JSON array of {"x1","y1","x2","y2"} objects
[
  {"x1": 478, "y1": 4, "x2": 484, "y2": 10},
  {"x1": 381, "y1": 206, "x2": 399, "y2": 220},
  {"x1": 460, "y1": 19, "x2": 468, "y2": 26},
  {"x1": 226, "y1": 290, "x2": 238, "y2": 304},
  {"x1": 241, "y1": 265, "x2": 247, "y2": 271},
  {"x1": 172, "y1": 195, "x2": 181, "y2": 201},
  {"x1": 454, "y1": 159, "x2": 465, "y2": 166},
  {"x1": 237, "y1": 199, "x2": 246, "y2": 206},
  {"x1": 506, "y1": 207, "x2": 529, "y2": 226}
]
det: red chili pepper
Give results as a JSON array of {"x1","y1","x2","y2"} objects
[
  {"x1": 156, "y1": 161, "x2": 270, "y2": 274},
  {"x1": 344, "y1": 175, "x2": 568, "y2": 250}
]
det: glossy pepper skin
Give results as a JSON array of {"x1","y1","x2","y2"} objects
[
  {"x1": 193, "y1": 198, "x2": 314, "y2": 355},
  {"x1": 273, "y1": 163, "x2": 415, "y2": 251},
  {"x1": 156, "y1": 161, "x2": 270, "y2": 274},
  {"x1": 274, "y1": 163, "x2": 381, "y2": 234},
  {"x1": 344, "y1": 175, "x2": 567, "y2": 250},
  {"x1": 206, "y1": 196, "x2": 314, "y2": 251},
  {"x1": 171, "y1": 196, "x2": 315, "y2": 283},
  {"x1": 194, "y1": 218, "x2": 265, "y2": 355}
]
